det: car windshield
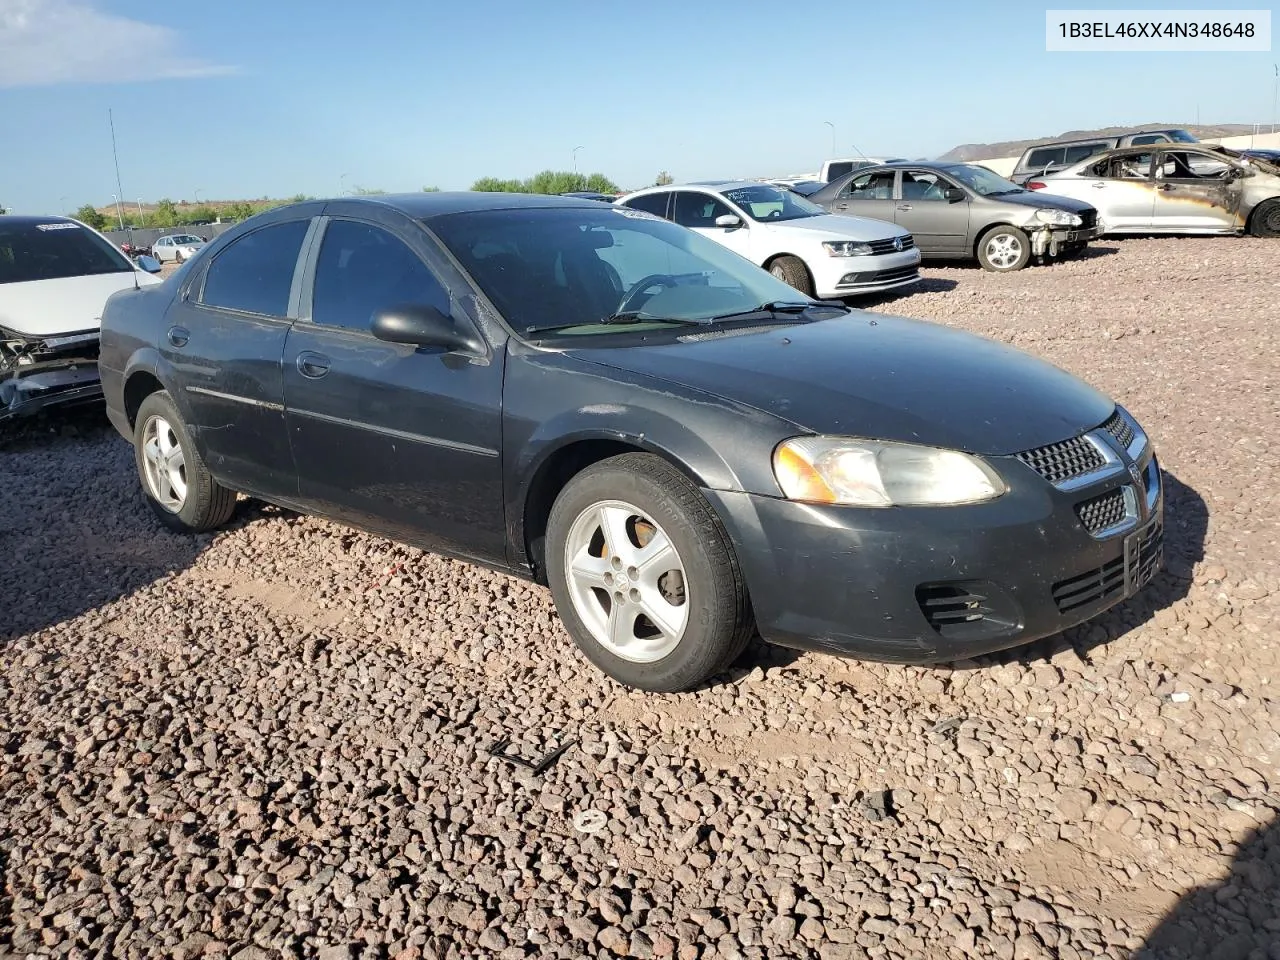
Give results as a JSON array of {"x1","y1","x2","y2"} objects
[
  {"x1": 719, "y1": 185, "x2": 824, "y2": 222},
  {"x1": 0, "y1": 220, "x2": 134, "y2": 284},
  {"x1": 428, "y1": 206, "x2": 825, "y2": 337},
  {"x1": 945, "y1": 165, "x2": 1026, "y2": 196},
  {"x1": 171, "y1": 235, "x2": 202, "y2": 244},
  {"x1": 1168, "y1": 129, "x2": 1198, "y2": 143}
]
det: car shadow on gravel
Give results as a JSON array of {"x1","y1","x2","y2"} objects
[
  {"x1": 1133, "y1": 812, "x2": 1278, "y2": 959},
  {"x1": 957, "y1": 468, "x2": 1208, "y2": 670},
  {"x1": 0, "y1": 405, "x2": 215, "y2": 644}
]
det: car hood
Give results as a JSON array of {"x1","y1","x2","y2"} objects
[
  {"x1": 762, "y1": 213, "x2": 911, "y2": 242},
  {"x1": 984, "y1": 190, "x2": 1096, "y2": 215},
  {"x1": 0, "y1": 270, "x2": 163, "y2": 338},
  {"x1": 564, "y1": 313, "x2": 1114, "y2": 456}
]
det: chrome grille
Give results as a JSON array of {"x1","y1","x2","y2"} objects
[
  {"x1": 1102, "y1": 409, "x2": 1135, "y2": 450},
  {"x1": 1015, "y1": 434, "x2": 1105, "y2": 485},
  {"x1": 867, "y1": 235, "x2": 915, "y2": 255},
  {"x1": 1076, "y1": 489, "x2": 1127, "y2": 534}
]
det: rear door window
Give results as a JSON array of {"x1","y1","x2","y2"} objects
[
  {"x1": 0, "y1": 220, "x2": 133, "y2": 284},
  {"x1": 199, "y1": 219, "x2": 310, "y2": 317},
  {"x1": 621, "y1": 192, "x2": 672, "y2": 219},
  {"x1": 672, "y1": 192, "x2": 734, "y2": 228}
]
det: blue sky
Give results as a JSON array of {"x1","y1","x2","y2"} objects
[{"x1": 1, "y1": 0, "x2": 1276, "y2": 214}]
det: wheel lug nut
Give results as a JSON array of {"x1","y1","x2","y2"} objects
[
  {"x1": 603, "y1": 573, "x2": 613, "y2": 585},
  {"x1": 613, "y1": 591, "x2": 625, "y2": 604},
  {"x1": 629, "y1": 588, "x2": 640, "y2": 603},
  {"x1": 627, "y1": 566, "x2": 639, "y2": 579}
]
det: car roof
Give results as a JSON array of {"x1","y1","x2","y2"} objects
[
  {"x1": 0, "y1": 214, "x2": 80, "y2": 227},
  {"x1": 270, "y1": 191, "x2": 614, "y2": 220},
  {"x1": 628, "y1": 179, "x2": 778, "y2": 195}
]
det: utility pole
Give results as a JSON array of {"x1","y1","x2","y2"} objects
[
  {"x1": 824, "y1": 121, "x2": 835, "y2": 156},
  {"x1": 573, "y1": 146, "x2": 583, "y2": 172},
  {"x1": 109, "y1": 108, "x2": 126, "y2": 230}
]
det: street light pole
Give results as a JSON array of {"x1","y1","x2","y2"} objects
[
  {"x1": 136, "y1": 199, "x2": 144, "y2": 218},
  {"x1": 111, "y1": 194, "x2": 125, "y2": 230},
  {"x1": 108, "y1": 108, "x2": 127, "y2": 230},
  {"x1": 824, "y1": 121, "x2": 835, "y2": 156},
  {"x1": 194, "y1": 188, "x2": 202, "y2": 204},
  {"x1": 339, "y1": 172, "x2": 348, "y2": 196},
  {"x1": 573, "y1": 146, "x2": 584, "y2": 172}
]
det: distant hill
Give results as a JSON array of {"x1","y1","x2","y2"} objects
[{"x1": 938, "y1": 123, "x2": 1258, "y2": 162}]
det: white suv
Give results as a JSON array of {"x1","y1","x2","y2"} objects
[{"x1": 615, "y1": 181, "x2": 920, "y2": 299}]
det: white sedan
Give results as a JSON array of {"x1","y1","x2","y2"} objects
[
  {"x1": 615, "y1": 180, "x2": 921, "y2": 299},
  {"x1": 152, "y1": 233, "x2": 208, "y2": 263}
]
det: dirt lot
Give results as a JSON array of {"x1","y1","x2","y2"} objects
[{"x1": 3, "y1": 237, "x2": 1279, "y2": 960}]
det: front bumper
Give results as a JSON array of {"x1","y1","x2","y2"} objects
[
  {"x1": 1, "y1": 362, "x2": 103, "y2": 421},
  {"x1": 1032, "y1": 223, "x2": 1103, "y2": 257},
  {"x1": 703, "y1": 426, "x2": 1164, "y2": 663},
  {"x1": 812, "y1": 247, "x2": 922, "y2": 299}
]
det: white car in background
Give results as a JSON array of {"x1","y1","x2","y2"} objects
[
  {"x1": 615, "y1": 180, "x2": 921, "y2": 299},
  {"x1": 1, "y1": 214, "x2": 163, "y2": 420},
  {"x1": 152, "y1": 233, "x2": 207, "y2": 263}
]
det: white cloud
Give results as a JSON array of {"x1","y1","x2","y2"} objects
[{"x1": 0, "y1": 0, "x2": 236, "y2": 87}]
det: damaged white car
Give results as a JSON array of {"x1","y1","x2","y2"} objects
[{"x1": 1, "y1": 215, "x2": 163, "y2": 422}]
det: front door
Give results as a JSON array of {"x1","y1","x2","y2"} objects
[
  {"x1": 892, "y1": 169, "x2": 970, "y2": 254},
  {"x1": 1150, "y1": 149, "x2": 1244, "y2": 231},
  {"x1": 670, "y1": 190, "x2": 754, "y2": 262},
  {"x1": 281, "y1": 214, "x2": 507, "y2": 566},
  {"x1": 162, "y1": 215, "x2": 315, "y2": 500}
]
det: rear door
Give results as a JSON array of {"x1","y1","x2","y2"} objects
[
  {"x1": 1150, "y1": 149, "x2": 1243, "y2": 231},
  {"x1": 280, "y1": 209, "x2": 507, "y2": 565},
  {"x1": 828, "y1": 169, "x2": 900, "y2": 230},
  {"x1": 892, "y1": 169, "x2": 970, "y2": 254},
  {"x1": 163, "y1": 211, "x2": 318, "y2": 500},
  {"x1": 1073, "y1": 152, "x2": 1157, "y2": 230}
]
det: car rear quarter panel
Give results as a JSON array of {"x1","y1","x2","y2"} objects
[{"x1": 99, "y1": 283, "x2": 181, "y2": 433}]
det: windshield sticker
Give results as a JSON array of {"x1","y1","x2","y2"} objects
[
  {"x1": 36, "y1": 222, "x2": 81, "y2": 231},
  {"x1": 613, "y1": 208, "x2": 663, "y2": 221}
]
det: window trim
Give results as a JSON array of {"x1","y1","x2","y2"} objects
[{"x1": 192, "y1": 217, "x2": 316, "y2": 321}]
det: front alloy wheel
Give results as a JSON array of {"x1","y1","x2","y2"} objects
[
  {"x1": 545, "y1": 452, "x2": 754, "y2": 691},
  {"x1": 978, "y1": 225, "x2": 1031, "y2": 271},
  {"x1": 564, "y1": 500, "x2": 689, "y2": 663}
]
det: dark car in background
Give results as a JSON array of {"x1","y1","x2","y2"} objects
[
  {"x1": 807, "y1": 161, "x2": 1102, "y2": 271},
  {"x1": 98, "y1": 193, "x2": 1162, "y2": 691}
]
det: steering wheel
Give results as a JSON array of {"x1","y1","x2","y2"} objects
[{"x1": 617, "y1": 274, "x2": 677, "y2": 314}]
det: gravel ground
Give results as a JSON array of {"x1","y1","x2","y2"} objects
[{"x1": 3, "y1": 236, "x2": 1279, "y2": 960}]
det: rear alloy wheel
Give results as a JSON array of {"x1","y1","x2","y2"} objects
[
  {"x1": 133, "y1": 390, "x2": 237, "y2": 532},
  {"x1": 546, "y1": 453, "x2": 753, "y2": 691},
  {"x1": 767, "y1": 255, "x2": 813, "y2": 296},
  {"x1": 977, "y1": 225, "x2": 1031, "y2": 271},
  {"x1": 1249, "y1": 198, "x2": 1280, "y2": 237}
]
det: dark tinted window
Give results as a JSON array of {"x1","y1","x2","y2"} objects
[
  {"x1": 0, "y1": 220, "x2": 132, "y2": 285},
  {"x1": 826, "y1": 161, "x2": 856, "y2": 180},
  {"x1": 200, "y1": 220, "x2": 309, "y2": 316},
  {"x1": 1065, "y1": 142, "x2": 1109, "y2": 163},
  {"x1": 1026, "y1": 146, "x2": 1066, "y2": 169},
  {"x1": 1130, "y1": 134, "x2": 1164, "y2": 146},
  {"x1": 311, "y1": 220, "x2": 449, "y2": 332},
  {"x1": 622, "y1": 192, "x2": 671, "y2": 218},
  {"x1": 672, "y1": 192, "x2": 733, "y2": 228}
]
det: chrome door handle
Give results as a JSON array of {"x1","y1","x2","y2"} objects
[
  {"x1": 1091, "y1": 182, "x2": 1106, "y2": 188},
  {"x1": 296, "y1": 351, "x2": 331, "y2": 379},
  {"x1": 166, "y1": 326, "x2": 189, "y2": 347},
  {"x1": 837, "y1": 203, "x2": 847, "y2": 210},
  {"x1": 897, "y1": 203, "x2": 913, "y2": 211}
]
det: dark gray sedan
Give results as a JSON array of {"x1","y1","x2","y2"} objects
[
  {"x1": 807, "y1": 161, "x2": 1102, "y2": 271},
  {"x1": 97, "y1": 193, "x2": 1162, "y2": 692}
]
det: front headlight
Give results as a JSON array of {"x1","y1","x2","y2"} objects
[
  {"x1": 822, "y1": 240, "x2": 874, "y2": 257},
  {"x1": 1033, "y1": 208, "x2": 1083, "y2": 227},
  {"x1": 772, "y1": 436, "x2": 1007, "y2": 507}
]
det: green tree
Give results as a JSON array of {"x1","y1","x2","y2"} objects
[
  {"x1": 221, "y1": 202, "x2": 257, "y2": 222},
  {"x1": 150, "y1": 199, "x2": 180, "y2": 228},
  {"x1": 185, "y1": 205, "x2": 218, "y2": 223},
  {"x1": 470, "y1": 177, "x2": 526, "y2": 192},
  {"x1": 655, "y1": 171, "x2": 674, "y2": 186},
  {"x1": 353, "y1": 186, "x2": 386, "y2": 195},
  {"x1": 421, "y1": 185, "x2": 440, "y2": 192},
  {"x1": 583, "y1": 173, "x2": 620, "y2": 194},
  {"x1": 74, "y1": 204, "x2": 107, "y2": 229}
]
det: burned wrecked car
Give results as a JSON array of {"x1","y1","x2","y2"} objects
[
  {"x1": 1026, "y1": 144, "x2": 1280, "y2": 237},
  {"x1": 1, "y1": 215, "x2": 162, "y2": 421}
]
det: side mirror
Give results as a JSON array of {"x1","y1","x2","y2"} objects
[
  {"x1": 714, "y1": 213, "x2": 743, "y2": 228},
  {"x1": 370, "y1": 303, "x2": 480, "y2": 352},
  {"x1": 136, "y1": 255, "x2": 163, "y2": 273},
  {"x1": 943, "y1": 187, "x2": 966, "y2": 202}
]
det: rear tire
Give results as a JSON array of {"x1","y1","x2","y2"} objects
[
  {"x1": 1249, "y1": 198, "x2": 1280, "y2": 237},
  {"x1": 133, "y1": 390, "x2": 237, "y2": 533},
  {"x1": 767, "y1": 255, "x2": 813, "y2": 296},
  {"x1": 545, "y1": 453, "x2": 754, "y2": 692},
  {"x1": 977, "y1": 225, "x2": 1031, "y2": 271}
]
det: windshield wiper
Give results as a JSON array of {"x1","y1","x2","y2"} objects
[
  {"x1": 711, "y1": 300, "x2": 852, "y2": 322},
  {"x1": 524, "y1": 311, "x2": 710, "y2": 335}
]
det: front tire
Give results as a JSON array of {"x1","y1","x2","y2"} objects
[
  {"x1": 133, "y1": 390, "x2": 237, "y2": 532},
  {"x1": 977, "y1": 225, "x2": 1031, "y2": 271},
  {"x1": 545, "y1": 453, "x2": 753, "y2": 692},
  {"x1": 767, "y1": 255, "x2": 814, "y2": 296},
  {"x1": 1249, "y1": 198, "x2": 1280, "y2": 237}
]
